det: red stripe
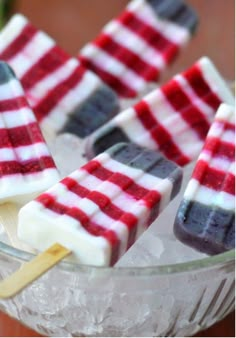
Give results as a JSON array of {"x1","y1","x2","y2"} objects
[
  {"x1": 83, "y1": 160, "x2": 148, "y2": 200},
  {"x1": 0, "y1": 122, "x2": 45, "y2": 148},
  {"x1": 61, "y1": 176, "x2": 138, "y2": 249},
  {"x1": 222, "y1": 172, "x2": 235, "y2": 196},
  {"x1": 93, "y1": 33, "x2": 159, "y2": 81},
  {"x1": 0, "y1": 96, "x2": 28, "y2": 112},
  {"x1": 184, "y1": 64, "x2": 222, "y2": 110},
  {"x1": 216, "y1": 119, "x2": 235, "y2": 133},
  {"x1": 192, "y1": 160, "x2": 235, "y2": 195},
  {"x1": 0, "y1": 23, "x2": 37, "y2": 60},
  {"x1": 117, "y1": 11, "x2": 179, "y2": 62},
  {"x1": 32, "y1": 64, "x2": 86, "y2": 122},
  {"x1": 37, "y1": 193, "x2": 120, "y2": 265},
  {"x1": 61, "y1": 177, "x2": 88, "y2": 198},
  {"x1": 134, "y1": 100, "x2": 190, "y2": 166},
  {"x1": 21, "y1": 45, "x2": 70, "y2": 91},
  {"x1": 82, "y1": 159, "x2": 161, "y2": 209},
  {"x1": 79, "y1": 55, "x2": 136, "y2": 98},
  {"x1": 89, "y1": 191, "x2": 138, "y2": 248},
  {"x1": 203, "y1": 137, "x2": 235, "y2": 162},
  {"x1": 0, "y1": 156, "x2": 55, "y2": 175},
  {"x1": 162, "y1": 79, "x2": 210, "y2": 140}
]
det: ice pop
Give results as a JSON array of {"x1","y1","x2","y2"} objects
[
  {"x1": 174, "y1": 103, "x2": 235, "y2": 254},
  {"x1": 18, "y1": 142, "x2": 183, "y2": 266},
  {"x1": 85, "y1": 57, "x2": 235, "y2": 166},
  {"x1": 78, "y1": 0, "x2": 198, "y2": 98},
  {"x1": 0, "y1": 14, "x2": 120, "y2": 140},
  {"x1": 0, "y1": 61, "x2": 60, "y2": 204}
]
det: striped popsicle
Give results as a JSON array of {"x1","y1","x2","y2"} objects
[
  {"x1": 0, "y1": 14, "x2": 120, "y2": 140},
  {"x1": 18, "y1": 143, "x2": 182, "y2": 266},
  {"x1": 79, "y1": 0, "x2": 198, "y2": 98},
  {"x1": 0, "y1": 61, "x2": 60, "y2": 204},
  {"x1": 174, "y1": 103, "x2": 235, "y2": 254},
  {"x1": 85, "y1": 57, "x2": 235, "y2": 166}
]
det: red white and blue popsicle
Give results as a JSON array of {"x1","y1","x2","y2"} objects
[
  {"x1": 85, "y1": 57, "x2": 235, "y2": 166},
  {"x1": 18, "y1": 143, "x2": 183, "y2": 266},
  {"x1": 0, "y1": 61, "x2": 60, "y2": 204},
  {"x1": 78, "y1": 0, "x2": 198, "y2": 98},
  {"x1": 0, "y1": 14, "x2": 120, "y2": 140},
  {"x1": 174, "y1": 103, "x2": 235, "y2": 254}
]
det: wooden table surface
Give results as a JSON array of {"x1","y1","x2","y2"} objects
[{"x1": 0, "y1": 0, "x2": 235, "y2": 336}]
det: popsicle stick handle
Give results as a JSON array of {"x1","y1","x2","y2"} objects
[{"x1": 0, "y1": 243, "x2": 71, "y2": 299}]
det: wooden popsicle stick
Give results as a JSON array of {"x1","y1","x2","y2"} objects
[{"x1": 0, "y1": 243, "x2": 71, "y2": 299}]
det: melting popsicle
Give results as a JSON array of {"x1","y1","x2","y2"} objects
[
  {"x1": 18, "y1": 143, "x2": 183, "y2": 266},
  {"x1": 78, "y1": 0, "x2": 198, "y2": 98},
  {"x1": 0, "y1": 14, "x2": 120, "y2": 141},
  {"x1": 174, "y1": 103, "x2": 235, "y2": 254},
  {"x1": 85, "y1": 57, "x2": 235, "y2": 166}
]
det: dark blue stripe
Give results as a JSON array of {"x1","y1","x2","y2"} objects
[
  {"x1": 0, "y1": 61, "x2": 16, "y2": 85},
  {"x1": 174, "y1": 199, "x2": 235, "y2": 254},
  {"x1": 108, "y1": 142, "x2": 182, "y2": 199},
  {"x1": 60, "y1": 84, "x2": 120, "y2": 138},
  {"x1": 146, "y1": 0, "x2": 198, "y2": 34},
  {"x1": 92, "y1": 126, "x2": 130, "y2": 158}
]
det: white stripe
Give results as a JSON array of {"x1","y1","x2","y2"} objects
[
  {"x1": 55, "y1": 182, "x2": 129, "y2": 257},
  {"x1": 0, "y1": 78, "x2": 24, "y2": 100},
  {"x1": 77, "y1": 170, "x2": 102, "y2": 191},
  {"x1": 93, "y1": 180, "x2": 141, "y2": 211},
  {"x1": 81, "y1": 153, "x2": 173, "y2": 212},
  {"x1": 228, "y1": 161, "x2": 235, "y2": 176},
  {"x1": 184, "y1": 178, "x2": 235, "y2": 211},
  {"x1": 102, "y1": 154, "x2": 173, "y2": 197},
  {"x1": 0, "y1": 147, "x2": 15, "y2": 161},
  {"x1": 142, "y1": 92, "x2": 201, "y2": 160},
  {"x1": 0, "y1": 107, "x2": 36, "y2": 128},
  {"x1": 147, "y1": 84, "x2": 208, "y2": 159},
  {"x1": 41, "y1": 69, "x2": 100, "y2": 131},
  {"x1": 197, "y1": 57, "x2": 235, "y2": 105},
  {"x1": 103, "y1": 20, "x2": 165, "y2": 69},
  {"x1": 174, "y1": 74, "x2": 215, "y2": 124},
  {"x1": 79, "y1": 167, "x2": 153, "y2": 232},
  {"x1": 56, "y1": 182, "x2": 83, "y2": 206},
  {"x1": 0, "y1": 143, "x2": 51, "y2": 162},
  {"x1": 214, "y1": 190, "x2": 235, "y2": 211},
  {"x1": 199, "y1": 150, "x2": 234, "y2": 172},
  {"x1": 27, "y1": 58, "x2": 79, "y2": 107},
  {"x1": 102, "y1": 155, "x2": 144, "y2": 181},
  {"x1": 169, "y1": 127, "x2": 203, "y2": 160},
  {"x1": 139, "y1": 174, "x2": 173, "y2": 212},
  {"x1": 207, "y1": 119, "x2": 235, "y2": 145},
  {"x1": 80, "y1": 44, "x2": 146, "y2": 92},
  {"x1": 0, "y1": 14, "x2": 28, "y2": 53},
  {"x1": 9, "y1": 31, "x2": 55, "y2": 79},
  {"x1": 127, "y1": 0, "x2": 190, "y2": 45},
  {"x1": 114, "y1": 107, "x2": 157, "y2": 149},
  {"x1": 221, "y1": 128, "x2": 235, "y2": 145}
]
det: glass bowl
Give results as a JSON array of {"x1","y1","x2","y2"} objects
[
  {"x1": 0, "y1": 239, "x2": 235, "y2": 337},
  {"x1": 0, "y1": 136, "x2": 235, "y2": 337}
]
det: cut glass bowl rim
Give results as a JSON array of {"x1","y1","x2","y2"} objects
[{"x1": 0, "y1": 240, "x2": 234, "y2": 277}]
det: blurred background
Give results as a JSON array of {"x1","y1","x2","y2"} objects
[
  {"x1": 13, "y1": 0, "x2": 235, "y2": 81},
  {"x1": 0, "y1": 0, "x2": 235, "y2": 336}
]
